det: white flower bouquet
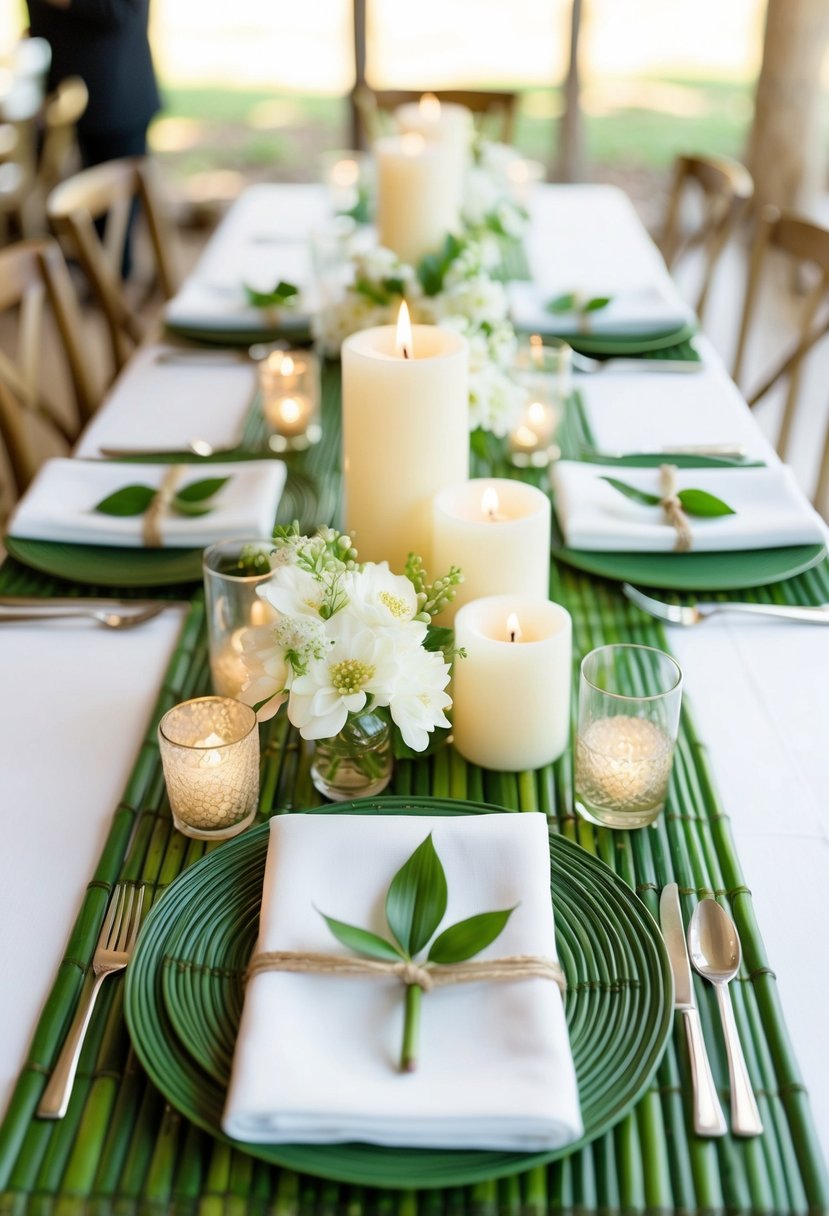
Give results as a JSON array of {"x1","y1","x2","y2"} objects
[{"x1": 238, "y1": 526, "x2": 462, "y2": 761}]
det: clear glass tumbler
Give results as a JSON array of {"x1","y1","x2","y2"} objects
[
  {"x1": 158, "y1": 696, "x2": 260, "y2": 839},
  {"x1": 203, "y1": 539, "x2": 278, "y2": 700},
  {"x1": 574, "y1": 643, "x2": 683, "y2": 829}
]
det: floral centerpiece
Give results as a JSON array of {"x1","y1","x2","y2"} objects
[{"x1": 238, "y1": 525, "x2": 462, "y2": 800}]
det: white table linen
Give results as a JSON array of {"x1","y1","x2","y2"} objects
[
  {"x1": 0, "y1": 609, "x2": 185, "y2": 1112},
  {"x1": 74, "y1": 343, "x2": 259, "y2": 458},
  {"x1": 223, "y1": 812, "x2": 582, "y2": 1151},
  {"x1": 8, "y1": 458, "x2": 286, "y2": 547}
]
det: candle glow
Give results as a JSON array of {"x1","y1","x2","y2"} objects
[
  {"x1": 420, "y1": 92, "x2": 441, "y2": 120},
  {"x1": 401, "y1": 132, "x2": 425, "y2": 156},
  {"x1": 481, "y1": 486, "x2": 500, "y2": 520},
  {"x1": 395, "y1": 299, "x2": 413, "y2": 359},
  {"x1": 507, "y1": 612, "x2": 522, "y2": 644}
]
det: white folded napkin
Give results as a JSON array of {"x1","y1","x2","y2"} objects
[
  {"x1": 509, "y1": 282, "x2": 692, "y2": 338},
  {"x1": 7, "y1": 458, "x2": 286, "y2": 548},
  {"x1": 223, "y1": 812, "x2": 582, "y2": 1151},
  {"x1": 165, "y1": 243, "x2": 311, "y2": 334},
  {"x1": 74, "y1": 344, "x2": 258, "y2": 458},
  {"x1": 552, "y1": 461, "x2": 827, "y2": 552}
]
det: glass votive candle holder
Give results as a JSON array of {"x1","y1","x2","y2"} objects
[
  {"x1": 258, "y1": 348, "x2": 321, "y2": 452},
  {"x1": 158, "y1": 696, "x2": 260, "y2": 840},
  {"x1": 203, "y1": 538, "x2": 278, "y2": 699},
  {"x1": 509, "y1": 338, "x2": 572, "y2": 468},
  {"x1": 318, "y1": 149, "x2": 373, "y2": 220},
  {"x1": 574, "y1": 644, "x2": 683, "y2": 830}
]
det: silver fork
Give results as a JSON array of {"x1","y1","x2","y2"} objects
[
  {"x1": 0, "y1": 601, "x2": 168, "y2": 629},
  {"x1": 571, "y1": 351, "x2": 704, "y2": 375},
  {"x1": 37, "y1": 884, "x2": 146, "y2": 1119},
  {"x1": 623, "y1": 582, "x2": 829, "y2": 625}
]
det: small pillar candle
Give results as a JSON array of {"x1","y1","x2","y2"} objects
[
  {"x1": 341, "y1": 306, "x2": 468, "y2": 571},
  {"x1": 432, "y1": 479, "x2": 551, "y2": 620},
  {"x1": 451, "y1": 596, "x2": 572, "y2": 771},
  {"x1": 375, "y1": 133, "x2": 462, "y2": 265},
  {"x1": 158, "y1": 696, "x2": 260, "y2": 840}
]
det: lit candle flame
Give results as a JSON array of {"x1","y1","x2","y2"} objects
[
  {"x1": 420, "y1": 92, "x2": 441, "y2": 120},
  {"x1": 506, "y1": 612, "x2": 522, "y2": 644},
  {"x1": 280, "y1": 354, "x2": 295, "y2": 375},
  {"x1": 481, "y1": 486, "x2": 500, "y2": 520},
  {"x1": 530, "y1": 334, "x2": 544, "y2": 367},
  {"x1": 401, "y1": 132, "x2": 425, "y2": 156},
  {"x1": 395, "y1": 299, "x2": 413, "y2": 359},
  {"x1": 528, "y1": 401, "x2": 546, "y2": 426},
  {"x1": 331, "y1": 158, "x2": 359, "y2": 187},
  {"x1": 280, "y1": 397, "x2": 301, "y2": 423}
]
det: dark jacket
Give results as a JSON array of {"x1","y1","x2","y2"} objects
[{"x1": 26, "y1": 0, "x2": 160, "y2": 135}]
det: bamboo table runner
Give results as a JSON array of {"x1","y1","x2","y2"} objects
[{"x1": 0, "y1": 369, "x2": 827, "y2": 1215}]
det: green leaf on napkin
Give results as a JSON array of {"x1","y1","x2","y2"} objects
[
  {"x1": 94, "y1": 477, "x2": 231, "y2": 519},
  {"x1": 243, "y1": 280, "x2": 300, "y2": 309},
  {"x1": 94, "y1": 484, "x2": 159, "y2": 517},
  {"x1": 386, "y1": 834, "x2": 447, "y2": 957},
  {"x1": 601, "y1": 476, "x2": 735, "y2": 517},
  {"x1": 546, "y1": 292, "x2": 612, "y2": 316},
  {"x1": 319, "y1": 833, "x2": 515, "y2": 1072}
]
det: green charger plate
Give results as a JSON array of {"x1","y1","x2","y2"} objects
[
  {"x1": 125, "y1": 797, "x2": 673, "y2": 1190},
  {"x1": 3, "y1": 536, "x2": 204, "y2": 587},
  {"x1": 553, "y1": 541, "x2": 827, "y2": 592},
  {"x1": 524, "y1": 323, "x2": 699, "y2": 358}
]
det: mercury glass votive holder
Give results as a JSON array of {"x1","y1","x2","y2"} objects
[
  {"x1": 258, "y1": 348, "x2": 322, "y2": 452},
  {"x1": 203, "y1": 538, "x2": 278, "y2": 699},
  {"x1": 158, "y1": 696, "x2": 260, "y2": 840},
  {"x1": 574, "y1": 644, "x2": 683, "y2": 830}
]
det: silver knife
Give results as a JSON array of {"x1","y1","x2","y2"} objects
[{"x1": 660, "y1": 883, "x2": 727, "y2": 1137}]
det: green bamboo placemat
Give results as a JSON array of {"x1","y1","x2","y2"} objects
[{"x1": 0, "y1": 365, "x2": 828, "y2": 1214}]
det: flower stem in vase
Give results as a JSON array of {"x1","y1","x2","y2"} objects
[{"x1": 400, "y1": 983, "x2": 422, "y2": 1073}]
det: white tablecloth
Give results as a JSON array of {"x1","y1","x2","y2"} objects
[{"x1": 1, "y1": 184, "x2": 827, "y2": 1166}]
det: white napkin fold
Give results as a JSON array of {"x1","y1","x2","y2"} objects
[
  {"x1": 74, "y1": 344, "x2": 258, "y2": 458},
  {"x1": 7, "y1": 458, "x2": 286, "y2": 548},
  {"x1": 509, "y1": 282, "x2": 692, "y2": 337},
  {"x1": 552, "y1": 461, "x2": 826, "y2": 552},
  {"x1": 223, "y1": 812, "x2": 582, "y2": 1151},
  {"x1": 165, "y1": 244, "x2": 311, "y2": 334}
]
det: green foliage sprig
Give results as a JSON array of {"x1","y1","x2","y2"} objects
[
  {"x1": 601, "y1": 476, "x2": 735, "y2": 518},
  {"x1": 320, "y1": 834, "x2": 515, "y2": 1072},
  {"x1": 546, "y1": 291, "x2": 612, "y2": 317},
  {"x1": 243, "y1": 280, "x2": 300, "y2": 309},
  {"x1": 94, "y1": 476, "x2": 230, "y2": 519}
]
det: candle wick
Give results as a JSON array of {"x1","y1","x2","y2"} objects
[
  {"x1": 510, "y1": 630, "x2": 516, "y2": 643},
  {"x1": 403, "y1": 346, "x2": 410, "y2": 360}
]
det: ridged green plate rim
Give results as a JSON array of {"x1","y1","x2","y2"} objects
[
  {"x1": 125, "y1": 798, "x2": 673, "y2": 1189},
  {"x1": 553, "y1": 541, "x2": 827, "y2": 591},
  {"x1": 517, "y1": 322, "x2": 699, "y2": 357}
]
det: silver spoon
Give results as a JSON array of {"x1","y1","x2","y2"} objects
[{"x1": 687, "y1": 899, "x2": 763, "y2": 1136}]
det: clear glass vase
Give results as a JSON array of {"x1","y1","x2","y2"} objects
[{"x1": 310, "y1": 709, "x2": 393, "y2": 801}]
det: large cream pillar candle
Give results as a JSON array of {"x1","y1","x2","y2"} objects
[
  {"x1": 396, "y1": 94, "x2": 473, "y2": 164},
  {"x1": 452, "y1": 596, "x2": 572, "y2": 771},
  {"x1": 341, "y1": 318, "x2": 468, "y2": 571},
  {"x1": 432, "y1": 478, "x2": 551, "y2": 622},
  {"x1": 375, "y1": 134, "x2": 462, "y2": 266}
]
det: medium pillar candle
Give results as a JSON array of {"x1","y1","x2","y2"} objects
[
  {"x1": 396, "y1": 94, "x2": 473, "y2": 165},
  {"x1": 375, "y1": 134, "x2": 462, "y2": 265},
  {"x1": 432, "y1": 478, "x2": 551, "y2": 621},
  {"x1": 341, "y1": 320, "x2": 468, "y2": 571},
  {"x1": 452, "y1": 596, "x2": 572, "y2": 771}
]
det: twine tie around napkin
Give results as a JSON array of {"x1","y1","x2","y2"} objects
[
  {"x1": 659, "y1": 463, "x2": 693, "y2": 553},
  {"x1": 142, "y1": 465, "x2": 184, "y2": 547},
  {"x1": 246, "y1": 950, "x2": 566, "y2": 994}
]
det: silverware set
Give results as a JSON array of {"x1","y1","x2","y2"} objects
[
  {"x1": 38, "y1": 884, "x2": 146, "y2": 1119},
  {"x1": 623, "y1": 583, "x2": 829, "y2": 626},
  {"x1": 660, "y1": 883, "x2": 762, "y2": 1138},
  {"x1": 0, "y1": 597, "x2": 175, "y2": 630}
]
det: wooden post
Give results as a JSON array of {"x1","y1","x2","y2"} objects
[
  {"x1": 748, "y1": 0, "x2": 829, "y2": 212},
  {"x1": 557, "y1": 0, "x2": 584, "y2": 183},
  {"x1": 351, "y1": 0, "x2": 368, "y2": 150}
]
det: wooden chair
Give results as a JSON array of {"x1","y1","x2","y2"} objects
[
  {"x1": 659, "y1": 154, "x2": 754, "y2": 322},
  {"x1": 354, "y1": 86, "x2": 518, "y2": 146},
  {"x1": 46, "y1": 156, "x2": 178, "y2": 378},
  {"x1": 38, "y1": 77, "x2": 88, "y2": 199},
  {"x1": 0, "y1": 237, "x2": 98, "y2": 499},
  {"x1": 733, "y1": 205, "x2": 829, "y2": 512}
]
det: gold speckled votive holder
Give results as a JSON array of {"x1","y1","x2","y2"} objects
[{"x1": 158, "y1": 696, "x2": 259, "y2": 840}]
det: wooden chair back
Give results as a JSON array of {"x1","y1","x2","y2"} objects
[
  {"x1": 660, "y1": 154, "x2": 754, "y2": 321},
  {"x1": 38, "y1": 76, "x2": 88, "y2": 197},
  {"x1": 0, "y1": 237, "x2": 98, "y2": 499},
  {"x1": 354, "y1": 86, "x2": 518, "y2": 145},
  {"x1": 732, "y1": 205, "x2": 829, "y2": 513},
  {"x1": 46, "y1": 156, "x2": 178, "y2": 377}
]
